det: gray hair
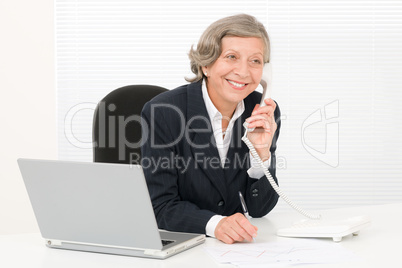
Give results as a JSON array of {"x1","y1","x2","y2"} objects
[{"x1": 186, "y1": 14, "x2": 270, "y2": 83}]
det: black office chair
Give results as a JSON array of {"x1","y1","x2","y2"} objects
[{"x1": 93, "y1": 85, "x2": 168, "y2": 164}]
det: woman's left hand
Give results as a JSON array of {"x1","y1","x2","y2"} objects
[{"x1": 245, "y1": 98, "x2": 277, "y2": 161}]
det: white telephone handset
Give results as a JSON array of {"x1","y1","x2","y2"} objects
[
  {"x1": 244, "y1": 63, "x2": 273, "y2": 132},
  {"x1": 242, "y1": 63, "x2": 321, "y2": 220},
  {"x1": 259, "y1": 62, "x2": 273, "y2": 107}
]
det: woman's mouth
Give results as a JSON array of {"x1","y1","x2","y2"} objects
[{"x1": 227, "y1": 79, "x2": 247, "y2": 89}]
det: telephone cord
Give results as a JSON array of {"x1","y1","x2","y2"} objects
[{"x1": 241, "y1": 128, "x2": 321, "y2": 220}]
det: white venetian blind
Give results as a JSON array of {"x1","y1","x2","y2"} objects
[{"x1": 56, "y1": 0, "x2": 402, "y2": 211}]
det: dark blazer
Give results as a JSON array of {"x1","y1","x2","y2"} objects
[{"x1": 141, "y1": 81, "x2": 281, "y2": 234}]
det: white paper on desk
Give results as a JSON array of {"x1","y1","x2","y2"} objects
[{"x1": 203, "y1": 239, "x2": 361, "y2": 267}]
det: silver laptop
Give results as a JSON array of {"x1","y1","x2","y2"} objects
[{"x1": 17, "y1": 158, "x2": 205, "y2": 259}]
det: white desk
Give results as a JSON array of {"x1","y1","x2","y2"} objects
[{"x1": 1, "y1": 203, "x2": 401, "y2": 268}]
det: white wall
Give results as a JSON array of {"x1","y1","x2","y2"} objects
[{"x1": 0, "y1": 0, "x2": 56, "y2": 234}]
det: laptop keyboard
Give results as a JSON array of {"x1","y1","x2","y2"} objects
[{"x1": 162, "y1": 239, "x2": 175, "y2": 246}]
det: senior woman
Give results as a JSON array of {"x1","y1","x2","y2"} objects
[{"x1": 141, "y1": 14, "x2": 281, "y2": 244}]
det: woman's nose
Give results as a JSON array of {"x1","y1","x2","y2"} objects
[{"x1": 234, "y1": 60, "x2": 250, "y2": 78}]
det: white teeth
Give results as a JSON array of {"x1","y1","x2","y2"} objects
[{"x1": 227, "y1": 80, "x2": 246, "y2": 88}]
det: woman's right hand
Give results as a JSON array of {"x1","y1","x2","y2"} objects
[{"x1": 214, "y1": 213, "x2": 258, "y2": 244}]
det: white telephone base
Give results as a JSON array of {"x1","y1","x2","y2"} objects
[{"x1": 277, "y1": 215, "x2": 371, "y2": 242}]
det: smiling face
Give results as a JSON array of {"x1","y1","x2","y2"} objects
[{"x1": 202, "y1": 36, "x2": 264, "y2": 115}]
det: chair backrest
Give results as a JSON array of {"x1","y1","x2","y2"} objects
[{"x1": 93, "y1": 85, "x2": 168, "y2": 164}]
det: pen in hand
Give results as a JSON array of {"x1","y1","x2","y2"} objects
[{"x1": 238, "y1": 191, "x2": 256, "y2": 242}]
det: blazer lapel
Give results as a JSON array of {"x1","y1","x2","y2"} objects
[
  {"x1": 186, "y1": 82, "x2": 227, "y2": 198},
  {"x1": 224, "y1": 96, "x2": 255, "y2": 180}
]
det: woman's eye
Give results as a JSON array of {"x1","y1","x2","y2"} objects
[
  {"x1": 251, "y1": 59, "x2": 262, "y2": 64},
  {"x1": 226, "y1": 54, "x2": 236, "y2": 60}
]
